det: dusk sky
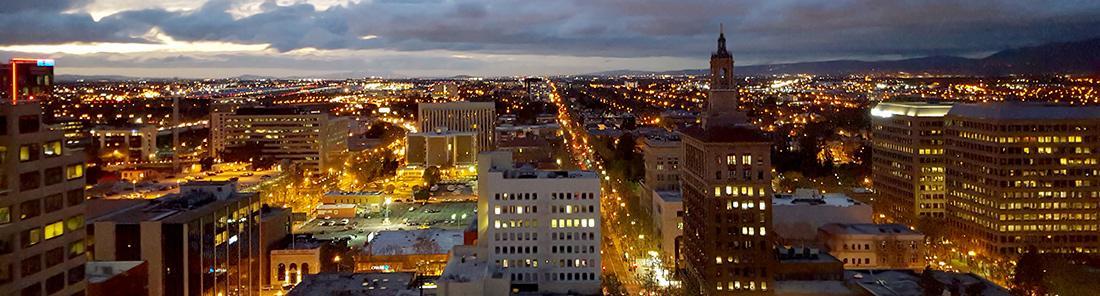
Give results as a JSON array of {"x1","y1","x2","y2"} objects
[{"x1": 3, "y1": 0, "x2": 1099, "y2": 78}]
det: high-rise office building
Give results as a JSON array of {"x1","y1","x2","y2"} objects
[
  {"x1": 418, "y1": 102, "x2": 495, "y2": 151},
  {"x1": 212, "y1": 106, "x2": 350, "y2": 172},
  {"x1": 944, "y1": 103, "x2": 1100, "y2": 258},
  {"x1": 476, "y1": 151, "x2": 601, "y2": 295},
  {"x1": 679, "y1": 28, "x2": 775, "y2": 295},
  {"x1": 870, "y1": 102, "x2": 954, "y2": 225},
  {"x1": 89, "y1": 179, "x2": 287, "y2": 296},
  {"x1": 1, "y1": 59, "x2": 54, "y2": 105},
  {"x1": 0, "y1": 102, "x2": 88, "y2": 296}
]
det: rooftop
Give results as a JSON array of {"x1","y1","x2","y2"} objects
[
  {"x1": 774, "y1": 280, "x2": 854, "y2": 295},
  {"x1": 846, "y1": 270, "x2": 1010, "y2": 296},
  {"x1": 235, "y1": 106, "x2": 327, "y2": 116},
  {"x1": 947, "y1": 102, "x2": 1100, "y2": 120},
  {"x1": 287, "y1": 272, "x2": 420, "y2": 296},
  {"x1": 776, "y1": 246, "x2": 840, "y2": 264},
  {"x1": 498, "y1": 167, "x2": 598, "y2": 179},
  {"x1": 654, "y1": 190, "x2": 683, "y2": 203},
  {"x1": 86, "y1": 261, "x2": 145, "y2": 284},
  {"x1": 679, "y1": 125, "x2": 769, "y2": 143},
  {"x1": 870, "y1": 101, "x2": 954, "y2": 118},
  {"x1": 438, "y1": 245, "x2": 503, "y2": 283},
  {"x1": 366, "y1": 228, "x2": 464, "y2": 256},
  {"x1": 819, "y1": 223, "x2": 921, "y2": 236},
  {"x1": 91, "y1": 190, "x2": 256, "y2": 224},
  {"x1": 774, "y1": 190, "x2": 864, "y2": 207}
]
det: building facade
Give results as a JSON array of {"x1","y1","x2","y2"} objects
[
  {"x1": 651, "y1": 190, "x2": 683, "y2": 264},
  {"x1": 406, "y1": 129, "x2": 478, "y2": 167},
  {"x1": 1, "y1": 59, "x2": 54, "y2": 105},
  {"x1": 870, "y1": 102, "x2": 953, "y2": 225},
  {"x1": 679, "y1": 28, "x2": 775, "y2": 295},
  {"x1": 89, "y1": 180, "x2": 275, "y2": 296},
  {"x1": 418, "y1": 102, "x2": 495, "y2": 151},
  {"x1": 640, "y1": 134, "x2": 681, "y2": 215},
  {"x1": 772, "y1": 189, "x2": 873, "y2": 244},
  {"x1": 818, "y1": 223, "x2": 925, "y2": 270},
  {"x1": 476, "y1": 151, "x2": 601, "y2": 295},
  {"x1": 213, "y1": 107, "x2": 350, "y2": 172},
  {"x1": 90, "y1": 124, "x2": 159, "y2": 163},
  {"x1": 0, "y1": 102, "x2": 88, "y2": 296},
  {"x1": 944, "y1": 103, "x2": 1100, "y2": 258}
]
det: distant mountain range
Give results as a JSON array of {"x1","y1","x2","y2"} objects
[
  {"x1": 584, "y1": 37, "x2": 1100, "y2": 76},
  {"x1": 56, "y1": 37, "x2": 1100, "y2": 81}
]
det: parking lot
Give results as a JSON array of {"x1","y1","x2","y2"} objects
[{"x1": 296, "y1": 201, "x2": 476, "y2": 247}]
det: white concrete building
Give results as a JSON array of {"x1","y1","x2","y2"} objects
[
  {"x1": 651, "y1": 189, "x2": 683, "y2": 263},
  {"x1": 474, "y1": 151, "x2": 601, "y2": 295},
  {"x1": 818, "y1": 223, "x2": 926, "y2": 270}
]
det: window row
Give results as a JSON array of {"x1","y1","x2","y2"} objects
[
  {"x1": 550, "y1": 218, "x2": 596, "y2": 229},
  {"x1": 17, "y1": 164, "x2": 84, "y2": 192},
  {"x1": 551, "y1": 205, "x2": 595, "y2": 214},
  {"x1": 0, "y1": 189, "x2": 84, "y2": 226}
]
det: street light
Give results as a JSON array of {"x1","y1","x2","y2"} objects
[{"x1": 334, "y1": 255, "x2": 342, "y2": 272}]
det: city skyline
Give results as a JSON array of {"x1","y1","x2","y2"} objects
[
  {"x1": 2, "y1": 3, "x2": 1100, "y2": 295},
  {"x1": 2, "y1": 0, "x2": 1100, "y2": 78}
]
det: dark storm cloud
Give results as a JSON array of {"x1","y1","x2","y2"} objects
[
  {"x1": 0, "y1": 0, "x2": 144, "y2": 44},
  {"x1": 3, "y1": 0, "x2": 1100, "y2": 63}
]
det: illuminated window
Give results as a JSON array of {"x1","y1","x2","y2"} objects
[
  {"x1": 43, "y1": 141, "x2": 62, "y2": 157},
  {"x1": 65, "y1": 164, "x2": 84, "y2": 180},
  {"x1": 66, "y1": 215, "x2": 84, "y2": 232},
  {"x1": 44, "y1": 221, "x2": 64, "y2": 240},
  {"x1": 742, "y1": 154, "x2": 751, "y2": 166}
]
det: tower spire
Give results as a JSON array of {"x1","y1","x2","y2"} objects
[{"x1": 713, "y1": 23, "x2": 730, "y2": 58}]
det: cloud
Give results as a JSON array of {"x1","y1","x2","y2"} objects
[{"x1": 2, "y1": 0, "x2": 1100, "y2": 76}]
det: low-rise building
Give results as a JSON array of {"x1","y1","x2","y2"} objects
[
  {"x1": 640, "y1": 133, "x2": 681, "y2": 216},
  {"x1": 773, "y1": 189, "x2": 873, "y2": 244},
  {"x1": 650, "y1": 189, "x2": 683, "y2": 264},
  {"x1": 86, "y1": 261, "x2": 149, "y2": 296},
  {"x1": 271, "y1": 247, "x2": 321, "y2": 288},
  {"x1": 818, "y1": 223, "x2": 925, "y2": 270},
  {"x1": 436, "y1": 245, "x2": 509, "y2": 296},
  {"x1": 287, "y1": 272, "x2": 422, "y2": 296},
  {"x1": 847, "y1": 270, "x2": 1010, "y2": 296},
  {"x1": 359, "y1": 228, "x2": 464, "y2": 276},
  {"x1": 315, "y1": 204, "x2": 357, "y2": 219},
  {"x1": 775, "y1": 246, "x2": 844, "y2": 281}
]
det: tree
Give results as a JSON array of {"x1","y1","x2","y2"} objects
[
  {"x1": 602, "y1": 274, "x2": 628, "y2": 296},
  {"x1": 1012, "y1": 245, "x2": 1046, "y2": 296},
  {"x1": 920, "y1": 266, "x2": 945, "y2": 296},
  {"x1": 423, "y1": 166, "x2": 442, "y2": 188},
  {"x1": 413, "y1": 188, "x2": 431, "y2": 202}
]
